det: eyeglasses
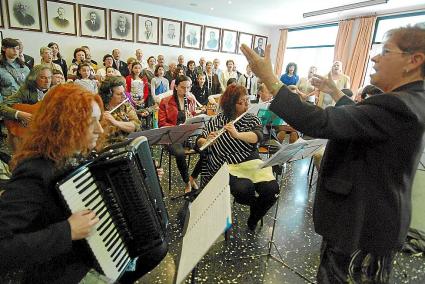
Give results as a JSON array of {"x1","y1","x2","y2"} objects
[
  {"x1": 236, "y1": 98, "x2": 249, "y2": 105},
  {"x1": 376, "y1": 48, "x2": 410, "y2": 57}
]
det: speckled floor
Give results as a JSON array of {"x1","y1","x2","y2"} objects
[
  {"x1": 1, "y1": 134, "x2": 423, "y2": 284},
  {"x1": 138, "y1": 147, "x2": 425, "y2": 284}
]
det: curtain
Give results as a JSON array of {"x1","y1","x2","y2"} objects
[
  {"x1": 333, "y1": 19, "x2": 355, "y2": 68},
  {"x1": 274, "y1": 29, "x2": 288, "y2": 76},
  {"x1": 345, "y1": 16, "x2": 376, "y2": 92}
]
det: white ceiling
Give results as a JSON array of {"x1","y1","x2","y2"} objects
[{"x1": 137, "y1": 0, "x2": 425, "y2": 27}]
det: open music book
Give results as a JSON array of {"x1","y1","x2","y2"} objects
[
  {"x1": 175, "y1": 164, "x2": 231, "y2": 284},
  {"x1": 259, "y1": 138, "x2": 327, "y2": 168}
]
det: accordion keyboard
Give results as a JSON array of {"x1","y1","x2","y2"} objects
[{"x1": 58, "y1": 166, "x2": 131, "y2": 282}]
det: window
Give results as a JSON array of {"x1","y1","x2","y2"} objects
[
  {"x1": 363, "y1": 12, "x2": 425, "y2": 86},
  {"x1": 282, "y1": 24, "x2": 338, "y2": 79}
]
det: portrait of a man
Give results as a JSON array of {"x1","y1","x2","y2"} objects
[
  {"x1": 161, "y1": 19, "x2": 181, "y2": 47},
  {"x1": 116, "y1": 15, "x2": 130, "y2": 37},
  {"x1": 85, "y1": 11, "x2": 100, "y2": 31},
  {"x1": 254, "y1": 37, "x2": 265, "y2": 57},
  {"x1": 13, "y1": 1, "x2": 35, "y2": 26},
  {"x1": 186, "y1": 29, "x2": 198, "y2": 46},
  {"x1": 53, "y1": 6, "x2": 69, "y2": 28},
  {"x1": 225, "y1": 33, "x2": 233, "y2": 50},
  {"x1": 144, "y1": 19, "x2": 153, "y2": 40},
  {"x1": 207, "y1": 31, "x2": 218, "y2": 49},
  {"x1": 167, "y1": 23, "x2": 176, "y2": 40}
]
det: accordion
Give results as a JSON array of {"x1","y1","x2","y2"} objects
[{"x1": 56, "y1": 136, "x2": 169, "y2": 282}]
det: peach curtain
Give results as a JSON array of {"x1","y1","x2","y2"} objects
[
  {"x1": 274, "y1": 29, "x2": 288, "y2": 76},
  {"x1": 345, "y1": 16, "x2": 376, "y2": 92},
  {"x1": 333, "y1": 19, "x2": 354, "y2": 67}
]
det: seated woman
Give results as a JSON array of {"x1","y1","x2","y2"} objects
[
  {"x1": 98, "y1": 76, "x2": 141, "y2": 146},
  {"x1": 36, "y1": 46, "x2": 62, "y2": 73},
  {"x1": 0, "y1": 84, "x2": 154, "y2": 283},
  {"x1": 68, "y1": 48, "x2": 94, "y2": 80},
  {"x1": 158, "y1": 75, "x2": 198, "y2": 192},
  {"x1": 197, "y1": 84, "x2": 280, "y2": 230}
]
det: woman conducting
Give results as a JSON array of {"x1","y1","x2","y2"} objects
[
  {"x1": 241, "y1": 25, "x2": 425, "y2": 283},
  {"x1": 197, "y1": 84, "x2": 280, "y2": 231}
]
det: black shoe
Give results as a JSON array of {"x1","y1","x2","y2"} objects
[{"x1": 247, "y1": 215, "x2": 258, "y2": 231}]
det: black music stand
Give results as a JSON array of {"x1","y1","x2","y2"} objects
[
  {"x1": 127, "y1": 123, "x2": 202, "y2": 146},
  {"x1": 227, "y1": 140, "x2": 325, "y2": 284}
]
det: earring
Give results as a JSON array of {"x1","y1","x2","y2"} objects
[{"x1": 404, "y1": 68, "x2": 409, "y2": 73}]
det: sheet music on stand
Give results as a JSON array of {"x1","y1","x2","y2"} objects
[
  {"x1": 184, "y1": 114, "x2": 211, "y2": 137},
  {"x1": 175, "y1": 164, "x2": 231, "y2": 284},
  {"x1": 127, "y1": 123, "x2": 202, "y2": 145},
  {"x1": 259, "y1": 138, "x2": 327, "y2": 168}
]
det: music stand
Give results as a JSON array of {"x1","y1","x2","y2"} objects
[
  {"x1": 228, "y1": 139, "x2": 326, "y2": 284},
  {"x1": 127, "y1": 123, "x2": 202, "y2": 146}
]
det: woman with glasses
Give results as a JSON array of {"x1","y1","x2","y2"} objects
[
  {"x1": 241, "y1": 24, "x2": 425, "y2": 283},
  {"x1": 197, "y1": 84, "x2": 280, "y2": 231}
]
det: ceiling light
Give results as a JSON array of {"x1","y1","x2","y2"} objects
[
  {"x1": 210, "y1": 7, "x2": 214, "y2": 10},
  {"x1": 228, "y1": 1, "x2": 232, "y2": 4},
  {"x1": 303, "y1": 0, "x2": 388, "y2": 18}
]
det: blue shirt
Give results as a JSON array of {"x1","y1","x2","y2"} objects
[
  {"x1": 0, "y1": 60, "x2": 30, "y2": 102},
  {"x1": 280, "y1": 73, "x2": 299, "y2": 86}
]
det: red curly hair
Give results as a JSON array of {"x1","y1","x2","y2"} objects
[
  {"x1": 11, "y1": 83, "x2": 104, "y2": 169},
  {"x1": 219, "y1": 84, "x2": 248, "y2": 119}
]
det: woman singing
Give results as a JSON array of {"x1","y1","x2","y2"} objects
[{"x1": 197, "y1": 84, "x2": 280, "y2": 230}]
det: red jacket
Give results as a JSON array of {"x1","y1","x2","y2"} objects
[
  {"x1": 158, "y1": 95, "x2": 197, "y2": 127},
  {"x1": 125, "y1": 75, "x2": 149, "y2": 102}
]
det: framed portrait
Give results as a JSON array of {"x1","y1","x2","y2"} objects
[
  {"x1": 79, "y1": 4, "x2": 106, "y2": 39},
  {"x1": 136, "y1": 14, "x2": 159, "y2": 45},
  {"x1": 237, "y1": 32, "x2": 254, "y2": 54},
  {"x1": 220, "y1": 29, "x2": 238, "y2": 54},
  {"x1": 0, "y1": 1, "x2": 4, "y2": 28},
  {"x1": 6, "y1": 0, "x2": 42, "y2": 31},
  {"x1": 183, "y1": 22, "x2": 202, "y2": 50},
  {"x1": 109, "y1": 9, "x2": 134, "y2": 42},
  {"x1": 45, "y1": 0, "x2": 76, "y2": 36},
  {"x1": 202, "y1": 26, "x2": 220, "y2": 52},
  {"x1": 253, "y1": 35, "x2": 268, "y2": 57},
  {"x1": 161, "y1": 18, "x2": 181, "y2": 47}
]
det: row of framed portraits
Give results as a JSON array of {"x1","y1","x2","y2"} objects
[{"x1": 0, "y1": 0, "x2": 268, "y2": 54}]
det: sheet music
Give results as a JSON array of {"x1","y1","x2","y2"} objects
[
  {"x1": 259, "y1": 138, "x2": 327, "y2": 168},
  {"x1": 175, "y1": 164, "x2": 231, "y2": 284},
  {"x1": 288, "y1": 138, "x2": 327, "y2": 162}
]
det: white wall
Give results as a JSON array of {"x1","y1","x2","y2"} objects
[{"x1": 0, "y1": 0, "x2": 273, "y2": 71}]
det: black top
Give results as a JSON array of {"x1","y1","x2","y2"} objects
[
  {"x1": 53, "y1": 58, "x2": 68, "y2": 78},
  {"x1": 192, "y1": 84, "x2": 209, "y2": 105},
  {"x1": 0, "y1": 157, "x2": 93, "y2": 283},
  {"x1": 270, "y1": 81, "x2": 425, "y2": 255}
]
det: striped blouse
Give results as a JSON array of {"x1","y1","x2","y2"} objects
[{"x1": 200, "y1": 112, "x2": 263, "y2": 186}]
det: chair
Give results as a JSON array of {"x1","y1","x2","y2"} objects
[{"x1": 159, "y1": 141, "x2": 199, "y2": 192}]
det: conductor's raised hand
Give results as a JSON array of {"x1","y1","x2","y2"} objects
[
  {"x1": 240, "y1": 44, "x2": 274, "y2": 83},
  {"x1": 311, "y1": 73, "x2": 338, "y2": 95},
  {"x1": 68, "y1": 209, "x2": 99, "y2": 240}
]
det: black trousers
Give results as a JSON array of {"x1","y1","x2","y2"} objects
[
  {"x1": 229, "y1": 175, "x2": 280, "y2": 224},
  {"x1": 168, "y1": 143, "x2": 189, "y2": 183},
  {"x1": 317, "y1": 240, "x2": 395, "y2": 284}
]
